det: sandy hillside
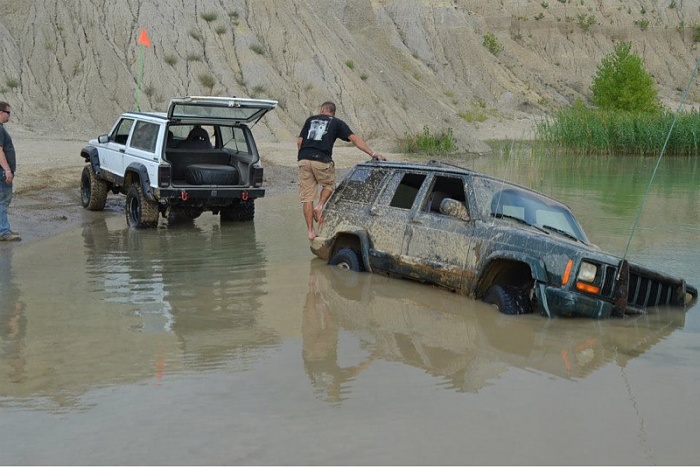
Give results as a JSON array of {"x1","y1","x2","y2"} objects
[{"x1": 2, "y1": 0, "x2": 700, "y2": 153}]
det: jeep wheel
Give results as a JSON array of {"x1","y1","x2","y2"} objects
[
  {"x1": 220, "y1": 200, "x2": 255, "y2": 222},
  {"x1": 483, "y1": 285, "x2": 533, "y2": 315},
  {"x1": 126, "y1": 184, "x2": 159, "y2": 229},
  {"x1": 329, "y1": 247, "x2": 364, "y2": 272},
  {"x1": 81, "y1": 164, "x2": 108, "y2": 211}
]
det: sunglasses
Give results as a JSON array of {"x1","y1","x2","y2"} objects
[{"x1": 0, "y1": 110, "x2": 9, "y2": 115}]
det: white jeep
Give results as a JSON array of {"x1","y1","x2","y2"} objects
[{"x1": 80, "y1": 96, "x2": 277, "y2": 228}]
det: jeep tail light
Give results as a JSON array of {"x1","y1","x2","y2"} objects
[
  {"x1": 158, "y1": 165, "x2": 171, "y2": 187},
  {"x1": 252, "y1": 167, "x2": 264, "y2": 187}
]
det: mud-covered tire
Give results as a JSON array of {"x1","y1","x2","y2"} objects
[
  {"x1": 483, "y1": 284, "x2": 533, "y2": 315},
  {"x1": 220, "y1": 200, "x2": 255, "y2": 222},
  {"x1": 328, "y1": 247, "x2": 364, "y2": 272},
  {"x1": 125, "y1": 184, "x2": 159, "y2": 229},
  {"x1": 81, "y1": 164, "x2": 108, "y2": 211}
]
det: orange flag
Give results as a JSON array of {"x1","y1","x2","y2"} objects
[{"x1": 137, "y1": 28, "x2": 152, "y2": 47}]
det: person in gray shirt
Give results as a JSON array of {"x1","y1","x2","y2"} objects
[{"x1": 0, "y1": 101, "x2": 20, "y2": 241}]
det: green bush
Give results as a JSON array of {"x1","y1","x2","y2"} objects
[
  {"x1": 398, "y1": 126, "x2": 456, "y2": 154},
  {"x1": 590, "y1": 41, "x2": 661, "y2": 113},
  {"x1": 482, "y1": 32, "x2": 503, "y2": 56}
]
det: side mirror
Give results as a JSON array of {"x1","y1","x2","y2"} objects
[
  {"x1": 98, "y1": 134, "x2": 110, "y2": 144},
  {"x1": 439, "y1": 198, "x2": 469, "y2": 221}
]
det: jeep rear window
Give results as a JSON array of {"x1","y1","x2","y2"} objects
[{"x1": 336, "y1": 167, "x2": 388, "y2": 204}]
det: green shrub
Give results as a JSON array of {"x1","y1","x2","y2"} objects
[
  {"x1": 398, "y1": 126, "x2": 456, "y2": 154},
  {"x1": 250, "y1": 44, "x2": 265, "y2": 55},
  {"x1": 164, "y1": 54, "x2": 178, "y2": 66},
  {"x1": 200, "y1": 12, "x2": 218, "y2": 22},
  {"x1": 198, "y1": 73, "x2": 216, "y2": 93},
  {"x1": 482, "y1": 32, "x2": 503, "y2": 56},
  {"x1": 345, "y1": 60, "x2": 355, "y2": 70},
  {"x1": 590, "y1": 41, "x2": 660, "y2": 113}
]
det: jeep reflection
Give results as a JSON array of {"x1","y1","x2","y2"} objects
[{"x1": 310, "y1": 160, "x2": 698, "y2": 318}]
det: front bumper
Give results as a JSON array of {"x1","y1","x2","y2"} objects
[{"x1": 540, "y1": 285, "x2": 616, "y2": 319}]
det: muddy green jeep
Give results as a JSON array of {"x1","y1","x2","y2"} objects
[{"x1": 310, "y1": 160, "x2": 697, "y2": 318}]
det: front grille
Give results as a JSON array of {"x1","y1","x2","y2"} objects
[
  {"x1": 600, "y1": 265, "x2": 617, "y2": 297},
  {"x1": 628, "y1": 272, "x2": 674, "y2": 307}
]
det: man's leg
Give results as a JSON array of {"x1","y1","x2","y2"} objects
[
  {"x1": 0, "y1": 182, "x2": 12, "y2": 238},
  {"x1": 298, "y1": 160, "x2": 318, "y2": 240},
  {"x1": 313, "y1": 187, "x2": 333, "y2": 223},
  {"x1": 312, "y1": 161, "x2": 336, "y2": 223}
]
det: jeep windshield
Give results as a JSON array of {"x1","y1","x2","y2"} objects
[{"x1": 472, "y1": 177, "x2": 590, "y2": 244}]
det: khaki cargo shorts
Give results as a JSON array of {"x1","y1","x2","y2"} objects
[{"x1": 298, "y1": 159, "x2": 335, "y2": 203}]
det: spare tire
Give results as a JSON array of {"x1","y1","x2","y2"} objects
[{"x1": 185, "y1": 164, "x2": 239, "y2": 185}]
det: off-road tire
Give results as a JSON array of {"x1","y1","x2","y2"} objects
[
  {"x1": 483, "y1": 284, "x2": 533, "y2": 315},
  {"x1": 328, "y1": 247, "x2": 364, "y2": 272},
  {"x1": 81, "y1": 164, "x2": 108, "y2": 211},
  {"x1": 220, "y1": 200, "x2": 255, "y2": 222},
  {"x1": 126, "y1": 183, "x2": 159, "y2": 229}
]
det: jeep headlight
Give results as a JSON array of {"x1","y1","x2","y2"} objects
[{"x1": 577, "y1": 261, "x2": 598, "y2": 283}]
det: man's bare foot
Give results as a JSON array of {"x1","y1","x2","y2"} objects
[{"x1": 307, "y1": 229, "x2": 317, "y2": 241}]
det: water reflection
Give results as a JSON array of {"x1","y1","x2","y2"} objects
[
  {"x1": 302, "y1": 269, "x2": 374, "y2": 403},
  {"x1": 306, "y1": 260, "x2": 686, "y2": 400},
  {"x1": 0, "y1": 247, "x2": 27, "y2": 384},
  {"x1": 81, "y1": 218, "x2": 279, "y2": 370}
]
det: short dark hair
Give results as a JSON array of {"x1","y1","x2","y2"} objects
[
  {"x1": 321, "y1": 101, "x2": 336, "y2": 115},
  {"x1": 0, "y1": 102, "x2": 9, "y2": 112}
]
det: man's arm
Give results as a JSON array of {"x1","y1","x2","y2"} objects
[
  {"x1": 0, "y1": 147, "x2": 13, "y2": 183},
  {"x1": 348, "y1": 134, "x2": 385, "y2": 160},
  {"x1": 297, "y1": 136, "x2": 303, "y2": 152}
]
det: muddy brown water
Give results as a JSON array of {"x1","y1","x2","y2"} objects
[{"x1": 1, "y1": 153, "x2": 699, "y2": 465}]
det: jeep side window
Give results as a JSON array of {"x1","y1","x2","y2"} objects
[
  {"x1": 111, "y1": 118, "x2": 134, "y2": 145},
  {"x1": 425, "y1": 176, "x2": 467, "y2": 214},
  {"x1": 221, "y1": 126, "x2": 250, "y2": 154},
  {"x1": 335, "y1": 167, "x2": 388, "y2": 204},
  {"x1": 130, "y1": 121, "x2": 159, "y2": 153},
  {"x1": 389, "y1": 173, "x2": 427, "y2": 209}
]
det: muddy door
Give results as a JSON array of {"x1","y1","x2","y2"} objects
[
  {"x1": 404, "y1": 174, "x2": 471, "y2": 291},
  {"x1": 367, "y1": 171, "x2": 427, "y2": 274}
]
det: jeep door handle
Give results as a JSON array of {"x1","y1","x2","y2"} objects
[{"x1": 119, "y1": 148, "x2": 125, "y2": 153}]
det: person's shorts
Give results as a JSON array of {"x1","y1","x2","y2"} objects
[{"x1": 298, "y1": 159, "x2": 335, "y2": 203}]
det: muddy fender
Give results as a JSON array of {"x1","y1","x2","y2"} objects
[
  {"x1": 81, "y1": 146, "x2": 102, "y2": 174},
  {"x1": 125, "y1": 163, "x2": 155, "y2": 201}
]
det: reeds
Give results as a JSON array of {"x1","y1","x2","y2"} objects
[{"x1": 535, "y1": 104, "x2": 700, "y2": 156}]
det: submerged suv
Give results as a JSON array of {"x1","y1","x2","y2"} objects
[
  {"x1": 310, "y1": 160, "x2": 698, "y2": 318},
  {"x1": 80, "y1": 96, "x2": 277, "y2": 228}
]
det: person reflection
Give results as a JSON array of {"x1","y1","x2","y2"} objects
[
  {"x1": 0, "y1": 247, "x2": 27, "y2": 383},
  {"x1": 302, "y1": 269, "x2": 372, "y2": 403}
]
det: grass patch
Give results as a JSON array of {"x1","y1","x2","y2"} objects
[
  {"x1": 164, "y1": 54, "x2": 178, "y2": 66},
  {"x1": 200, "y1": 12, "x2": 218, "y2": 22},
  {"x1": 535, "y1": 103, "x2": 700, "y2": 156},
  {"x1": 398, "y1": 126, "x2": 456, "y2": 154}
]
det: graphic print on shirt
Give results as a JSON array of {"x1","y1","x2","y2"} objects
[{"x1": 307, "y1": 119, "x2": 328, "y2": 141}]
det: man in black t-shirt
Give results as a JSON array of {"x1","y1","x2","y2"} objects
[{"x1": 297, "y1": 101, "x2": 384, "y2": 240}]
